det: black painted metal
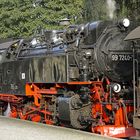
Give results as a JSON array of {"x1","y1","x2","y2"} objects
[{"x1": 0, "y1": 20, "x2": 139, "y2": 96}]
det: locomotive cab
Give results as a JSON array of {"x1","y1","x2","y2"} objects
[{"x1": 125, "y1": 26, "x2": 140, "y2": 136}]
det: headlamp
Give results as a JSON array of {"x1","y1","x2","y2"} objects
[{"x1": 122, "y1": 18, "x2": 130, "y2": 27}]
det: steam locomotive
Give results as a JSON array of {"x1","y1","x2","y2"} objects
[{"x1": 0, "y1": 18, "x2": 139, "y2": 138}]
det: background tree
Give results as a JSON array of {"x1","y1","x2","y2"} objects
[
  {"x1": 116, "y1": 0, "x2": 140, "y2": 20},
  {"x1": 0, "y1": 0, "x2": 140, "y2": 38},
  {"x1": 83, "y1": 0, "x2": 108, "y2": 22},
  {"x1": 0, "y1": 0, "x2": 83, "y2": 38},
  {"x1": 83, "y1": 0, "x2": 140, "y2": 22}
]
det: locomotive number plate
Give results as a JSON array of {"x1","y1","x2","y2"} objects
[{"x1": 112, "y1": 54, "x2": 132, "y2": 61}]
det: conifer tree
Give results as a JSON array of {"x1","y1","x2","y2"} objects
[{"x1": 0, "y1": 0, "x2": 83, "y2": 38}]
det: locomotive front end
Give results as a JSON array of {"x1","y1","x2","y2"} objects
[
  {"x1": 94, "y1": 18, "x2": 138, "y2": 82},
  {"x1": 80, "y1": 19, "x2": 140, "y2": 137}
]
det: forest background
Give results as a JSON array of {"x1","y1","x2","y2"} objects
[{"x1": 0, "y1": 0, "x2": 140, "y2": 38}]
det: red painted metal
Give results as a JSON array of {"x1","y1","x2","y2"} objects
[
  {"x1": 0, "y1": 94, "x2": 22, "y2": 103},
  {"x1": 93, "y1": 126, "x2": 136, "y2": 138},
  {"x1": 0, "y1": 81, "x2": 136, "y2": 138}
]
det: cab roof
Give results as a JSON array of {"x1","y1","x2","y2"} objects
[{"x1": 124, "y1": 26, "x2": 140, "y2": 41}]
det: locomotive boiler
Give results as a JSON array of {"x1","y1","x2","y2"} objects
[{"x1": 0, "y1": 18, "x2": 139, "y2": 138}]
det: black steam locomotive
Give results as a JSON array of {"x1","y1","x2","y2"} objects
[{"x1": 0, "y1": 18, "x2": 139, "y2": 138}]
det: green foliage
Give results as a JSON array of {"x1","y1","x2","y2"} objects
[
  {"x1": 116, "y1": 0, "x2": 140, "y2": 20},
  {"x1": 0, "y1": 0, "x2": 84, "y2": 38},
  {"x1": 0, "y1": 0, "x2": 140, "y2": 38},
  {"x1": 83, "y1": 0, "x2": 140, "y2": 22},
  {"x1": 83, "y1": 0, "x2": 108, "y2": 22}
]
